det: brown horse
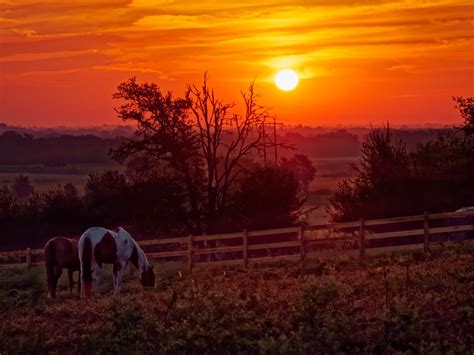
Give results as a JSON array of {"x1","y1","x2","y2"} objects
[{"x1": 44, "y1": 237, "x2": 81, "y2": 299}]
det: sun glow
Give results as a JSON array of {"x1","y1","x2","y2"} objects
[{"x1": 275, "y1": 69, "x2": 299, "y2": 91}]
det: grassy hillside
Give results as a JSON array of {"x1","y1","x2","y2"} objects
[{"x1": 0, "y1": 245, "x2": 472, "y2": 353}]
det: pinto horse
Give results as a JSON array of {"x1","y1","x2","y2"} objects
[
  {"x1": 78, "y1": 227, "x2": 155, "y2": 297},
  {"x1": 44, "y1": 237, "x2": 81, "y2": 299}
]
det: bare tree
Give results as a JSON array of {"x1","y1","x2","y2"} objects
[{"x1": 186, "y1": 74, "x2": 269, "y2": 231}]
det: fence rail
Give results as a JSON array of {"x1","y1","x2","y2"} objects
[{"x1": 1, "y1": 210, "x2": 473, "y2": 270}]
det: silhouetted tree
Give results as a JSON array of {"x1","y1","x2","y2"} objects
[
  {"x1": 453, "y1": 96, "x2": 474, "y2": 135},
  {"x1": 111, "y1": 75, "x2": 272, "y2": 233},
  {"x1": 0, "y1": 187, "x2": 17, "y2": 222},
  {"x1": 110, "y1": 77, "x2": 203, "y2": 231},
  {"x1": 329, "y1": 125, "x2": 412, "y2": 221},
  {"x1": 84, "y1": 171, "x2": 130, "y2": 225},
  {"x1": 234, "y1": 165, "x2": 304, "y2": 230},
  {"x1": 64, "y1": 183, "x2": 79, "y2": 197},
  {"x1": 124, "y1": 155, "x2": 168, "y2": 184},
  {"x1": 11, "y1": 174, "x2": 34, "y2": 199},
  {"x1": 186, "y1": 74, "x2": 268, "y2": 232},
  {"x1": 280, "y1": 154, "x2": 317, "y2": 190},
  {"x1": 330, "y1": 119, "x2": 474, "y2": 222},
  {"x1": 42, "y1": 185, "x2": 83, "y2": 230},
  {"x1": 412, "y1": 129, "x2": 474, "y2": 210},
  {"x1": 127, "y1": 178, "x2": 189, "y2": 235}
]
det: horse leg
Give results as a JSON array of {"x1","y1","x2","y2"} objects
[
  {"x1": 77, "y1": 271, "x2": 81, "y2": 297},
  {"x1": 68, "y1": 269, "x2": 74, "y2": 295},
  {"x1": 52, "y1": 267, "x2": 63, "y2": 299},
  {"x1": 46, "y1": 265, "x2": 53, "y2": 299},
  {"x1": 112, "y1": 264, "x2": 117, "y2": 291},
  {"x1": 92, "y1": 262, "x2": 102, "y2": 296},
  {"x1": 113, "y1": 262, "x2": 124, "y2": 295}
]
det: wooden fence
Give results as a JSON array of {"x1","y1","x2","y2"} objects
[{"x1": 1, "y1": 210, "x2": 473, "y2": 270}]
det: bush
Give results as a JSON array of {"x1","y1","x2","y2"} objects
[
  {"x1": 292, "y1": 279, "x2": 362, "y2": 353},
  {"x1": 233, "y1": 165, "x2": 304, "y2": 230},
  {"x1": 80, "y1": 300, "x2": 158, "y2": 353}
]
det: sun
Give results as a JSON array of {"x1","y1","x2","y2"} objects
[{"x1": 275, "y1": 69, "x2": 299, "y2": 91}]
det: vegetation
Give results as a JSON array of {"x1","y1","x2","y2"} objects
[
  {"x1": 10, "y1": 174, "x2": 34, "y2": 199},
  {"x1": 0, "y1": 161, "x2": 311, "y2": 250},
  {"x1": 111, "y1": 75, "x2": 281, "y2": 234},
  {"x1": 454, "y1": 96, "x2": 474, "y2": 136},
  {"x1": 0, "y1": 131, "x2": 117, "y2": 165},
  {"x1": 0, "y1": 245, "x2": 472, "y2": 353},
  {"x1": 330, "y1": 98, "x2": 474, "y2": 222}
]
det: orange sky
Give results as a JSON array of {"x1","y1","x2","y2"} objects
[{"x1": 1, "y1": 0, "x2": 473, "y2": 126}]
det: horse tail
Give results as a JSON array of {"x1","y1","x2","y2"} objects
[
  {"x1": 81, "y1": 236, "x2": 93, "y2": 297},
  {"x1": 45, "y1": 240, "x2": 57, "y2": 298}
]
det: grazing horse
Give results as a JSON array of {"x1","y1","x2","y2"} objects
[
  {"x1": 78, "y1": 227, "x2": 155, "y2": 297},
  {"x1": 44, "y1": 237, "x2": 80, "y2": 299}
]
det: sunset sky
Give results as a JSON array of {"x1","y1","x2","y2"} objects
[{"x1": 1, "y1": 0, "x2": 473, "y2": 127}]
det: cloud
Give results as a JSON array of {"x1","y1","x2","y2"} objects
[
  {"x1": 1, "y1": 0, "x2": 473, "y2": 126},
  {"x1": 0, "y1": 52, "x2": 110, "y2": 75}
]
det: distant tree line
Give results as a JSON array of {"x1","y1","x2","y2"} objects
[
  {"x1": 280, "y1": 127, "x2": 446, "y2": 159},
  {"x1": 0, "y1": 132, "x2": 118, "y2": 165},
  {"x1": 0, "y1": 121, "x2": 452, "y2": 167},
  {"x1": 282, "y1": 130, "x2": 360, "y2": 157},
  {"x1": 329, "y1": 97, "x2": 474, "y2": 221}
]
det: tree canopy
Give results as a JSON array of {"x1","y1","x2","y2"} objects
[{"x1": 329, "y1": 98, "x2": 474, "y2": 222}]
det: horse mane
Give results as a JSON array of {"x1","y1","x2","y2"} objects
[
  {"x1": 133, "y1": 239, "x2": 150, "y2": 271},
  {"x1": 115, "y1": 227, "x2": 150, "y2": 271},
  {"x1": 137, "y1": 243, "x2": 150, "y2": 270}
]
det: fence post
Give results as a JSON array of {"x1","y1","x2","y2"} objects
[
  {"x1": 26, "y1": 248, "x2": 31, "y2": 270},
  {"x1": 424, "y1": 212, "x2": 429, "y2": 252},
  {"x1": 243, "y1": 229, "x2": 248, "y2": 269},
  {"x1": 187, "y1": 234, "x2": 193, "y2": 272},
  {"x1": 359, "y1": 218, "x2": 365, "y2": 260},
  {"x1": 299, "y1": 225, "x2": 305, "y2": 262}
]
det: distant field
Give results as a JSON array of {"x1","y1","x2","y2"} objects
[
  {"x1": 306, "y1": 157, "x2": 358, "y2": 224},
  {"x1": 0, "y1": 163, "x2": 122, "y2": 193}
]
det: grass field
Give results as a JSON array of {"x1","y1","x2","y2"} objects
[{"x1": 0, "y1": 244, "x2": 472, "y2": 353}]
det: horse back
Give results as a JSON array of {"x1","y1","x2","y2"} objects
[
  {"x1": 94, "y1": 232, "x2": 118, "y2": 264},
  {"x1": 79, "y1": 227, "x2": 137, "y2": 266},
  {"x1": 44, "y1": 237, "x2": 80, "y2": 270}
]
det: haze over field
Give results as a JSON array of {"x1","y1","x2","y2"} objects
[{"x1": 1, "y1": 0, "x2": 473, "y2": 126}]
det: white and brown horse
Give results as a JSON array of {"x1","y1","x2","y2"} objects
[
  {"x1": 78, "y1": 227, "x2": 155, "y2": 297},
  {"x1": 44, "y1": 237, "x2": 81, "y2": 299}
]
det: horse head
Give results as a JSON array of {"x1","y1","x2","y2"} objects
[{"x1": 140, "y1": 265, "x2": 155, "y2": 288}]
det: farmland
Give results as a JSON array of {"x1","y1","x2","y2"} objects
[{"x1": 0, "y1": 244, "x2": 472, "y2": 353}]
